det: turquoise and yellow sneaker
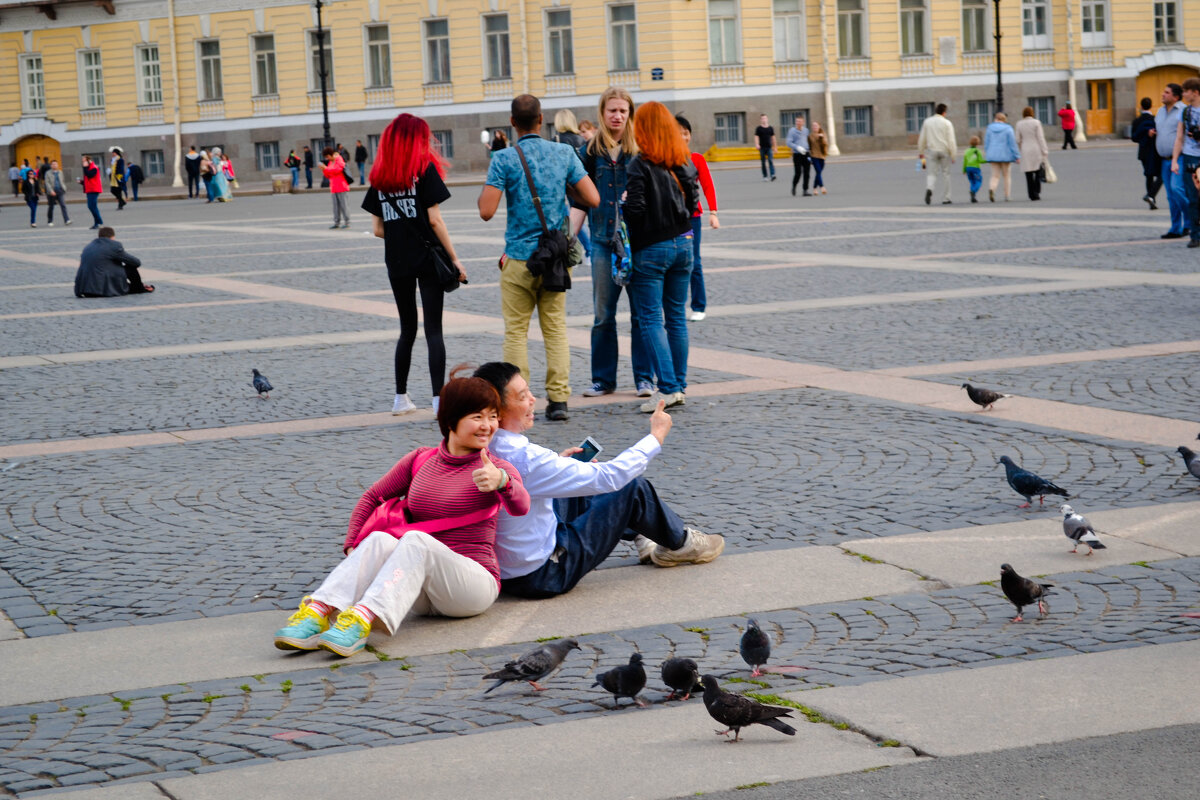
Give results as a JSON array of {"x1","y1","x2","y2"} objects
[
  {"x1": 317, "y1": 608, "x2": 372, "y2": 657},
  {"x1": 273, "y1": 598, "x2": 330, "y2": 651}
]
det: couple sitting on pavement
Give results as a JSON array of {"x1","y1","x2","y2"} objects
[{"x1": 273, "y1": 362, "x2": 724, "y2": 657}]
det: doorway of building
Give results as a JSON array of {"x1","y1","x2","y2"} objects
[
  {"x1": 1086, "y1": 80, "x2": 1113, "y2": 135},
  {"x1": 13, "y1": 134, "x2": 61, "y2": 171}
]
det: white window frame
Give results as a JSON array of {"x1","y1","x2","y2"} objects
[
  {"x1": 141, "y1": 149, "x2": 165, "y2": 176},
  {"x1": 1154, "y1": 1, "x2": 1179, "y2": 46},
  {"x1": 255, "y1": 141, "x2": 281, "y2": 171},
  {"x1": 843, "y1": 105, "x2": 873, "y2": 137},
  {"x1": 78, "y1": 49, "x2": 105, "y2": 109},
  {"x1": 432, "y1": 130, "x2": 454, "y2": 159},
  {"x1": 1021, "y1": 0, "x2": 1051, "y2": 50},
  {"x1": 967, "y1": 99, "x2": 994, "y2": 129},
  {"x1": 608, "y1": 3, "x2": 639, "y2": 71},
  {"x1": 20, "y1": 54, "x2": 45, "y2": 114},
  {"x1": 773, "y1": 0, "x2": 806, "y2": 63},
  {"x1": 905, "y1": 102, "x2": 933, "y2": 134},
  {"x1": 708, "y1": 0, "x2": 742, "y2": 66},
  {"x1": 1030, "y1": 96, "x2": 1056, "y2": 125},
  {"x1": 423, "y1": 19, "x2": 451, "y2": 83},
  {"x1": 837, "y1": 0, "x2": 867, "y2": 59},
  {"x1": 307, "y1": 29, "x2": 335, "y2": 92},
  {"x1": 482, "y1": 13, "x2": 512, "y2": 80},
  {"x1": 961, "y1": 0, "x2": 990, "y2": 52},
  {"x1": 137, "y1": 44, "x2": 162, "y2": 106},
  {"x1": 251, "y1": 34, "x2": 277, "y2": 97},
  {"x1": 713, "y1": 112, "x2": 746, "y2": 145},
  {"x1": 364, "y1": 24, "x2": 392, "y2": 88},
  {"x1": 899, "y1": 0, "x2": 929, "y2": 56},
  {"x1": 545, "y1": 8, "x2": 574, "y2": 75},
  {"x1": 196, "y1": 39, "x2": 223, "y2": 101}
]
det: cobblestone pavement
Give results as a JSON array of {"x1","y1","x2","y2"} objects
[{"x1": 0, "y1": 559, "x2": 1196, "y2": 795}]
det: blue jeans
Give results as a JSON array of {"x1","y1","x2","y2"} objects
[
  {"x1": 500, "y1": 477, "x2": 687, "y2": 598},
  {"x1": 1163, "y1": 160, "x2": 1188, "y2": 234},
  {"x1": 305, "y1": 166, "x2": 313, "y2": 188},
  {"x1": 759, "y1": 149, "x2": 775, "y2": 178},
  {"x1": 590, "y1": 240, "x2": 653, "y2": 391},
  {"x1": 85, "y1": 192, "x2": 103, "y2": 226},
  {"x1": 689, "y1": 216, "x2": 706, "y2": 312},
  {"x1": 358, "y1": 162, "x2": 367, "y2": 184},
  {"x1": 577, "y1": 218, "x2": 591, "y2": 258},
  {"x1": 1183, "y1": 155, "x2": 1200, "y2": 242},
  {"x1": 629, "y1": 233, "x2": 693, "y2": 395},
  {"x1": 205, "y1": 176, "x2": 216, "y2": 201},
  {"x1": 290, "y1": 167, "x2": 300, "y2": 187},
  {"x1": 966, "y1": 166, "x2": 983, "y2": 194},
  {"x1": 26, "y1": 196, "x2": 38, "y2": 225},
  {"x1": 812, "y1": 157, "x2": 825, "y2": 188}
]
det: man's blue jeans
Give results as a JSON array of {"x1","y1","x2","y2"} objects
[
  {"x1": 305, "y1": 166, "x2": 313, "y2": 188},
  {"x1": 1183, "y1": 155, "x2": 1200, "y2": 242},
  {"x1": 629, "y1": 233, "x2": 693, "y2": 395},
  {"x1": 590, "y1": 240, "x2": 654, "y2": 391},
  {"x1": 688, "y1": 216, "x2": 706, "y2": 312},
  {"x1": 759, "y1": 148, "x2": 775, "y2": 178},
  {"x1": 1163, "y1": 160, "x2": 1188, "y2": 235},
  {"x1": 500, "y1": 477, "x2": 688, "y2": 598},
  {"x1": 85, "y1": 192, "x2": 103, "y2": 226}
]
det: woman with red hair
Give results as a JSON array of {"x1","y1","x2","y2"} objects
[
  {"x1": 623, "y1": 102, "x2": 700, "y2": 413},
  {"x1": 362, "y1": 113, "x2": 468, "y2": 415}
]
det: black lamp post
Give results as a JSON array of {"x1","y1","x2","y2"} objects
[
  {"x1": 314, "y1": 0, "x2": 333, "y2": 152},
  {"x1": 992, "y1": 0, "x2": 1004, "y2": 113}
]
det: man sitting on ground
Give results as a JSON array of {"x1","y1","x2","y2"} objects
[
  {"x1": 74, "y1": 227, "x2": 154, "y2": 297},
  {"x1": 474, "y1": 361, "x2": 724, "y2": 598}
]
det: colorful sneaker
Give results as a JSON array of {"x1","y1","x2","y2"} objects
[
  {"x1": 582, "y1": 382, "x2": 613, "y2": 397},
  {"x1": 651, "y1": 527, "x2": 725, "y2": 568},
  {"x1": 635, "y1": 381, "x2": 655, "y2": 398},
  {"x1": 318, "y1": 608, "x2": 372, "y2": 657},
  {"x1": 633, "y1": 535, "x2": 656, "y2": 564},
  {"x1": 273, "y1": 598, "x2": 330, "y2": 651}
]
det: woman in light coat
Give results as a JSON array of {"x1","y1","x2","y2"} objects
[
  {"x1": 983, "y1": 111, "x2": 1020, "y2": 202},
  {"x1": 1015, "y1": 106, "x2": 1049, "y2": 201}
]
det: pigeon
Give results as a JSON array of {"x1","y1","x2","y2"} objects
[
  {"x1": 961, "y1": 383, "x2": 1011, "y2": 411},
  {"x1": 661, "y1": 657, "x2": 703, "y2": 701},
  {"x1": 1177, "y1": 447, "x2": 1200, "y2": 481},
  {"x1": 251, "y1": 368, "x2": 274, "y2": 399},
  {"x1": 483, "y1": 638, "x2": 580, "y2": 694},
  {"x1": 701, "y1": 675, "x2": 797, "y2": 743},
  {"x1": 1000, "y1": 563, "x2": 1053, "y2": 622},
  {"x1": 740, "y1": 618, "x2": 771, "y2": 678},
  {"x1": 592, "y1": 652, "x2": 647, "y2": 708},
  {"x1": 998, "y1": 456, "x2": 1069, "y2": 508},
  {"x1": 1060, "y1": 504, "x2": 1106, "y2": 555}
]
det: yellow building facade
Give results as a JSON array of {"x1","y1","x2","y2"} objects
[{"x1": 3, "y1": 0, "x2": 1199, "y2": 182}]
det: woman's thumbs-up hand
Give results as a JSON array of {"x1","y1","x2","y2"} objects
[{"x1": 472, "y1": 450, "x2": 506, "y2": 493}]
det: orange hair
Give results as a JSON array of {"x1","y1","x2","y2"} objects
[{"x1": 632, "y1": 102, "x2": 689, "y2": 169}]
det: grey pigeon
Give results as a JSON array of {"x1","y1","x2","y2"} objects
[
  {"x1": 1177, "y1": 447, "x2": 1200, "y2": 481},
  {"x1": 251, "y1": 368, "x2": 274, "y2": 399},
  {"x1": 592, "y1": 652, "x2": 647, "y2": 708},
  {"x1": 661, "y1": 657, "x2": 703, "y2": 701},
  {"x1": 701, "y1": 675, "x2": 797, "y2": 743},
  {"x1": 740, "y1": 618, "x2": 771, "y2": 677},
  {"x1": 483, "y1": 638, "x2": 580, "y2": 694},
  {"x1": 1000, "y1": 563, "x2": 1053, "y2": 622},
  {"x1": 962, "y1": 383, "x2": 1011, "y2": 411},
  {"x1": 999, "y1": 456, "x2": 1069, "y2": 508},
  {"x1": 1060, "y1": 504, "x2": 1106, "y2": 555}
]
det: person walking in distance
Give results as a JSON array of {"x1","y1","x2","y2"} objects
[
  {"x1": 1015, "y1": 106, "x2": 1048, "y2": 201},
  {"x1": 962, "y1": 136, "x2": 985, "y2": 203},
  {"x1": 918, "y1": 103, "x2": 957, "y2": 205},
  {"x1": 478, "y1": 95, "x2": 599, "y2": 423},
  {"x1": 1131, "y1": 97, "x2": 1162, "y2": 211},
  {"x1": 675, "y1": 114, "x2": 719, "y2": 322},
  {"x1": 43, "y1": 159, "x2": 71, "y2": 226},
  {"x1": 354, "y1": 139, "x2": 369, "y2": 185},
  {"x1": 1154, "y1": 83, "x2": 1188, "y2": 239},
  {"x1": 984, "y1": 111, "x2": 1019, "y2": 202},
  {"x1": 1170, "y1": 77, "x2": 1200, "y2": 249},
  {"x1": 323, "y1": 147, "x2": 351, "y2": 228},
  {"x1": 20, "y1": 166, "x2": 39, "y2": 228},
  {"x1": 184, "y1": 145, "x2": 202, "y2": 198},
  {"x1": 108, "y1": 147, "x2": 127, "y2": 210},
  {"x1": 1058, "y1": 102, "x2": 1078, "y2": 150},
  {"x1": 754, "y1": 114, "x2": 777, "y2": 182},
  {"x1": 79, "y1": 155, "x2": 104, "y2": 228},
  {"x1": 284, "y1": 149, "x2": 302, "y2": 189},
  {"x1": 785, "y1": 115, "x2": 811, "y2": 196},
  {"x1": 303, "y1": 145, "x2": 315, "y2": 189},
  {"x1": 809, "y1": 121, "x2": 829, "y2": 195}
]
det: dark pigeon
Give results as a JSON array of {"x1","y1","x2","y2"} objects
[
  {"x1": 251, "y1": 368, "x2": 274, "y2": 399},
  {"x1": 740, "y1": 618, "x2": 771, "y2": 677},
  {"x1": 701, "y1": 675, "x2": 797, "y2": 743},
  {"x1": 661, "y1": 657, "x2": 703, "y2": 701},
  {"x1": 1060, "y1": 504, "x2": 1106, "y2": 555},
  {"x1": 592, "y1": 652, "x2": 648, "y2": 709},
  {"x1": 1177, "y1": 447, "x2": 1200, "y2": 481},
  {"x1": 483, "y1": 638, "x2": 580, "y2": 694},
  {"x1": 961, "y1": 383, "x2": 1011, "y2": 411},
  {"x1": 1000, "y1": 563, "x2": 1053, "y2": 622},
  {"x1": 998, "y1": 456, "x2": 1069, "y2": 508}
]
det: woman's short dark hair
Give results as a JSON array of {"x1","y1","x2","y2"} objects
[
  {"x1": 1141, "y1": 97, "x2": 1153, "y2": 111},
  {"x1": 675, "y1": 114, "x2": 692, "y2": 134},
  {"x1": 472, "y1": 362, "x2": 522, "y2": 408},
  {"x1": 437, "y1": 368, "x2": 501, "y2": 440}
]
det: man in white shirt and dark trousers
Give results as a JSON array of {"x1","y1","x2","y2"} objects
[
  {"x1": 918, "y1": 103, "x2": 957, "y2": 205},
  {"x1": 474, "y1": 362, "x2": 725, "y2": 598},
  {"x1": 785, "y1": 116, "x2": 811, "y2": 197}
]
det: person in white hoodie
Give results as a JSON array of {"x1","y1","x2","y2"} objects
[{"x1": 917, "y1": 103, "x2": 957, "y2": 205}]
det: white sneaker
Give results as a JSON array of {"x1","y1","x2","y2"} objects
[
  {"x1": 432, "y1": 397, "x2": 440, "y2": 415},
  {"x1": 651, "y1": 527, "x2": 725, "y2": 567},
  {"x1": 640, "y1": 391, "x2": 685, "y2": 413},
  {"x1": 633, "y1": 535, "x2": 656, "y2": 564},
  {"x1": 47, "y1": 222, "x2": 54, "y2": 227},
  {"x1": 392, "y1": 394, "x2": 418, "y2": 415},
  {"x1": 584, "y1": 256, "x2": 592, "y2": 267},
  {"x1": 582, "y1": 382, "x2": 613, "y2": 397},
  {"x1": 688, "y1": 311, "x2": 706, "y2": 322}
]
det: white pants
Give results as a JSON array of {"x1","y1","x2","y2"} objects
[
  {"x1": 311, "y1": 531, "x2": 499, "y2": 634},
  {"x1": 926, "y1": 151, "x2": 953, "y2": 201}
]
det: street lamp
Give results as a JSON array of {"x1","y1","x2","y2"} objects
[
  {"x1": 314, "y1": 0, "x2": 333, "y2": 152},
  {"x1": 992, "y1": 0, "x2": 1004, "y2": 113}
]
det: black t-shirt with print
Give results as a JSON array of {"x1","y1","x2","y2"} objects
[
  {"x1": 754, "y1": 125, "x2": 775, "y2": 151},
  {"x1": 360, "y1": 163, "x2": 451, "y2": 277}
]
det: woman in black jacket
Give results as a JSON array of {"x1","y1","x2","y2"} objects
[{"x1": 623, "y1": 101, "x2": 700, "y2": 413}]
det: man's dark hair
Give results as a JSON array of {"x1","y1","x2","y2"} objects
[
  {"x1": 1141, "y1": 97, "x2": 1153, "y2": 111},
  {"x1": 1183, "y1": 77, "x2": 1200, "y2": 94},
  {"x1": 97, "y1": 226, "x2": 115, "y2": 239},
  {"x1": 675, "y1": 114, "x2": 692, "y2": 133},
  {"x1": 473, "y1": 362, "x2": 522, "y2": 407},
  {"x1": 935, "y1": 103, "x2": 948, "y2": 115},
  {"x1": 1167, "y1": 83, "x2": 1184, "y2": 101},
  {"x1": 189, "y1": 145, "x2": 196, "y2": 151},
  {"x1": 511, "y1": 94, "x2": 542, "y2": 132}
]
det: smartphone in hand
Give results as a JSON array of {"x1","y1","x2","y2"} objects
[{"x1": 572, "y1": 436, "x2": 602, "y2": 462}]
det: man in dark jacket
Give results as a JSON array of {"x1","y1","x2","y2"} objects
[
  {"x1": 127, "y1": 162, "x2": 145, "y2": 201},
  {"x1": 1131, "y1": 97, "x2": 1162, "y2": 210},
  {"x1": 354, "y1": 139, "x2": 369, "y2": 185},
  {"x1": 303, "y1": 146, "x2": 314, "y2": 188},
  {"x1": 184, "y1": 145, "x2": 202, "y2": 198},
  {"x1": 74, "y1": 227, "x2": 154, "y2": 297}
]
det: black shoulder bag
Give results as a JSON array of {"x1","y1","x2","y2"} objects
[{"x1": 514, "y1": 143, "x2": 573, "y2": 292}]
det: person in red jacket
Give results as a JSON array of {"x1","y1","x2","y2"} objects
[
  {"x1": 322, "y1": 146, "x2": 350, "y2": 228},
  {"x1": 674, "y1": 115, "x2": 719, "y2": 322},
  {"x1": 1058, "y1": 103, "x2": 1078, "y2": 150},
  {"x1": 79, "y1": 155, "x2": 104, "y2": 229}
]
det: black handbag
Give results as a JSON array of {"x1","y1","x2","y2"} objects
[
  {"x1": 427, "y1": 243, "x2": 461, "y2": 293},
  {"x1": 514, "y1": 143, "x2": 574, "y2": 292}
]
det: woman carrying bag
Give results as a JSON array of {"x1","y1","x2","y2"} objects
[{"x1": 1015, "y1": 106, "x2": 1049, "y2": 201}]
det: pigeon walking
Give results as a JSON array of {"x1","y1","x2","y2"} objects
[
  {"x1": 999, "y1": 456, "x2": 1069, "y2": 508},
  {"x1": 701, "y1": 675, "x2": 797, "y2": 743},
  {"x1": 251, "y1": 368, "x2": 274, "y2": 399},
  {"x1": 483, "y1": 638, "x2": 580, "y2": 694},
  {"x1": 740, "y1": 618, "x2": 771, "y2": 678},
  {"x1": 962, "y1": 383, "x2": 1011, "y2": 411},
  {"x1": 1000, "y1": 563, "x2": 1053, "y2": 622},
  {"x1": 1177, "y1": 447, "x2": 1200, "y2": 481},
  {"x1": 1060, "y1": 504, "x2": 1106, "y2": 555},
  {"x1": 661, "y1": 657, "x2": 703, "y2": 701},
  {"x1": 592, "y1": 652, "x2": 647, "y2": 708}
]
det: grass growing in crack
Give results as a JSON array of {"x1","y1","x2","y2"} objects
[
  {"x1": 364, "y1": 644, "x2": 391, "y2": 661},
  {"x1": 112, "y1": 697, "x2": 132, "y2": 711},
  {"x1": 252, "y1": 674, "x2": 266, "y2": 683},
  {"x1": 725, "y1": 677, "x2": 771, "y2": 689},
  {"x1": 28, "y1": 714, "x2": 37, "y2": 723},
  {"x1": 280, "y1": 680, "x2": 293, "y2": 694},
  {"x1": 239, "y1": 684, "x2": 253, "y2": 693},
  {"x1": 47, "y1": 609, "x2": 58, "y2": 616},
  {"x1": 735, "y1": 782, "x2": 771, "y2": 790},
  {"x1": 683, "y1": 626, "x2": 711, "y2": 641},
  {"x1": 846, "y1": 551, "x2": 884, "y2": 564},
  {"x1": 202, "y1": 694, "x2": 224, "y2": 704},
  {"x1": 1131, "y1": 561, "x2": 1152, "y2": 568},
  {"x1": 534, "y1": 635, "x2": 563, "y2": 643},
  {"x1": 979, "y1": 580, "x2": 996, "y2": 587},
  {"x1": 878, "y1": 739, "x2": 902, "y2": 747},
  {"x1": 744, "y1": 693, "x2": 849, "y2": 730},
  {"x1": 328, "y1": 663, "x2": 344, "y2": 671},
  {"x1": 75, "y1": 709, "x2": 86, "y2": 718}
]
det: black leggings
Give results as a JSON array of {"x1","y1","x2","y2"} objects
[{"x1": 389, "y1": 271, "x2": 445, "y2": 397}]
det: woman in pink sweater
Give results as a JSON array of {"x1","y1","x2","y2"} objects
[
  {"x1": 322, "y1": 147, "x2": 351, "y2": 228},
  {"x1": 273, "y1": 373, "x2": 529, "y2": 657}
]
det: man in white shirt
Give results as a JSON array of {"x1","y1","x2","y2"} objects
[
  {"x1": 474, "y1": 362, "x2": 724, "y2": 598},
  {"x1": 917, "y1": 103, "x2": 957, "y2": 205}
]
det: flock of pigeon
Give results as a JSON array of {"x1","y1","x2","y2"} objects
[{"x1": 481, "y1": 620, "x2": 799, "y2": 743}]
